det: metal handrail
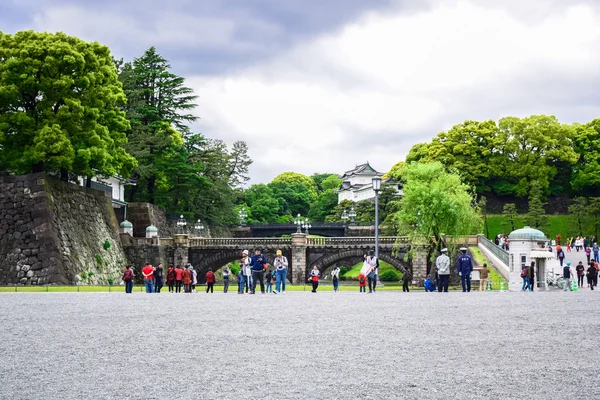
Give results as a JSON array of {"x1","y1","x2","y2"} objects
[
  {"x1": 478, "y1": 235, "x2": 509, "y2": 265},
  {"x1": 306, "y1": 236, "x2": 409, "y2": 246},
  {"x1": 189, "y1": 237, "x2": 293, "y2": 247}
]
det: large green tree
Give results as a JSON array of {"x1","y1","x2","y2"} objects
[
  {"x1": 571, "y1": 120, "x2": 600, "y2": 196},
  {"x1": 269, "y1": 172, "x2": 318, "y2": 219},
  {"x1": 396, "y1": 162, "x2": 482, "y2": 254},
  {"x1": 0, "y1": 30, "x2": 136, "y2": 180},
  {"x1": 526, "y1": 181, "x2": 549, "y2": 230}
]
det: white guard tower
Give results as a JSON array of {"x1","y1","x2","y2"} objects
[{"x1": 507, "y1": 226, "x2": 553, "y2": 291}]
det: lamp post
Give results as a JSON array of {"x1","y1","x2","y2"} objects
[
  {"x1": 194, "y1": 219, "x2": 204, "y2": 237},
  {"x1": 372, "y1": 177, "x2": 382, "y2": 260},
  {"x1": 238, "y1": 207, "x2": 248, "y2": 227},
  {"x1": 302, "y1": 218, "x2": 311, "y2": 235},
  {"x1": 176, "y1": 215, "x2": 187, "y2": 234},
  {"x1": 341, "y1": 209, "x2": 349, "y2": 225},
  {"x1": 295, "y1": 213, "x2": 303, "y2": 233},
  {"x1": 349, "y1": 207, "x2": 357, "y2": 226}
]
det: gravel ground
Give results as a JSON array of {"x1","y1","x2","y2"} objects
[{"x1": 0, "y1": 290, "x2": 598, "y2": 400}]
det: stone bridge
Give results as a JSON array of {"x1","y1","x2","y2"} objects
[{"x1": 122, "y1": 233, "x2": 420, "y2": 284}]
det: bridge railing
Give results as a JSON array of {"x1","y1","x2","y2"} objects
[
  {"x1": 189, "y1": 237, "x2": 293, "y2": 248},
  {"x1": 477, "y1": 235, "x2": 509, "y2": 265},
  {"x1": 306, "y1": 236, "x2": 409, "y2": 246}
]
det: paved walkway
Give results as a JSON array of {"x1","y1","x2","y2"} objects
[{"x1": 1, "y1": 291, "x2": 598, "y2": 399}]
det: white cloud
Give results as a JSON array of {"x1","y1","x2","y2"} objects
[{"x1": 190, "y1": 0, "x2": 600, "y2": 183}]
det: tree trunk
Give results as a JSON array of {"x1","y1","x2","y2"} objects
[
  {"x1": 148, "y1": 175, "x2": 156, "y2": 204},
  {"x1": 60, "y1": 168, "x2": 69, "y2": 182},
  {"x1": 85, "y1": 176, "x2": 92, "y2": 188},
  {"x1": 32, "y1": 162, "x2": 44, "y2": 173}
]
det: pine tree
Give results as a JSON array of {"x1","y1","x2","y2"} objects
[{"x1": 526, "y1": 181, "x2": 549, "y2": 229}]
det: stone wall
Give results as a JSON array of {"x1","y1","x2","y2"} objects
[
  {"x1": 127, "y1": 203, "x2": 172, "y2": 238},
  {"x1": 0, "y1": 173, "x2": 128, "y2": 285},
  {"x1": 123, "y1": 244, "x2": 173, "y2": 283}
]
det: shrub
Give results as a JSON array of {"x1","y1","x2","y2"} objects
[
  {"x1": 107, "y1": 278, "x2": 114, "y2": 286},
  {"x1": 229, "y1": 264, "x2": 240, "y2": 277},
  {"x1": 88, "y1": 271, "x2": 95, "y2": 278},
  {"x1": 379, "y1": 269, "x2": 402, "y2": 282},
  {"x1": 95, "y1": 254, "x2": 103, "y2": 265},
  {"x1": 80, "y1": 272, "x2": 87, "y2": 280},
  {"x1": 103, "y1": 240, "x2": 111, "y2": 250},
  {"x1": 339, "y1": 266, "x2": 348, "y2": 275}
]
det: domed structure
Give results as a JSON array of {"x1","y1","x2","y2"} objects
[
  {"x1": 146, "y1": 225, "x2": 158, "y2": 239},
  {"x1": 119, "y1": 220, "x2": 133, "y2": 235},
  {"x1": 508, "y1": 226, "x2": 547, "y2": 241}
]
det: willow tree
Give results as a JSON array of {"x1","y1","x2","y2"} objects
[
  {"x1": 396, "y1": 162, "x2": 482, "y2": 258},
  {"x1": 0, "y1": 30, "x2": 135, "y2": 180}
]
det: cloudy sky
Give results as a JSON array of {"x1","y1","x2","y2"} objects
[{"x1": 2, "y1": 0, "x2": 600, "y2": 183}]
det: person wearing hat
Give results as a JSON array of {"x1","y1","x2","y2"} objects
[
  {"x1": 436, "y1": 248, "x2": 450, "y2": 293},
  {"x1": 563, "y1": 261, "x2": 575, "y2": 291},
  {"x1": 249, "y1": 248, "x2": 267, "y2": 294},
  {"x1": 273, "y1": 249, "x2": 288, "y2": 294},
  {"x1": 457, "y1": 247, "x2": 473, "y2": 292},
  {"x1": 241, "y1": 250, "x2": 251, "y2": 293}
]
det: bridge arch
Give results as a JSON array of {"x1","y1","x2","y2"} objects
[{"x1": 309, "y1": 248, "x2": 409, "y2": 276}]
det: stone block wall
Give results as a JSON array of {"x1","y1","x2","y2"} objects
[
  {"x1": 127, "y1": 203, "x2": 172, "y2": 238},
  {"x1": 0, "y1": 173, "x2": 128, "y2": 285},
  {"x1": 123, "y1": 245, "x2": 173, "y2": 283}
]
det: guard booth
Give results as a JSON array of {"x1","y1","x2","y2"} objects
[{"x1": 507, "y1": 226, "x2": 553, "y2": 291}]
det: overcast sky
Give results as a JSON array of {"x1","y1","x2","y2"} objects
[{"x1": 2, "y1": 0, "x2": 600, "y2": 183}]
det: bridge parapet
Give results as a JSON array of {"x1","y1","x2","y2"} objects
[
  {"x1": 306, "y1": 236, "x2": 409, "y2": 248},
  {"x1": 189, "y1": 237, "x2": 292, "y2": 249}
]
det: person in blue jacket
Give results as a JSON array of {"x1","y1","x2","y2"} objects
[
  {"x1": 424, "y1": 275, "x2": 436, "y2": 292},
  {"x1": 250, "y1": 249, "x2": 267, "y2": 294},
  {"x1": 457, "y1": 247, "x2": 473, "y2": 292}
]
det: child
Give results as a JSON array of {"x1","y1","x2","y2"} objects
[
  {"x1": 358, "y1": 273, "x2": 367, "y2": 292},
  {"x1": 265, "y1": 269, "x2": 273, "y2": 293},
  {"x1": 424, "y1": 275, "x2": 436, "y2": 292}
]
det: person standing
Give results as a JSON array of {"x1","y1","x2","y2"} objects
[
  {"x1": 250, "y1": 249, "x2": 266, "y2": 294},
  {"x1": 237, "y1": 267, "x2": 245, "y2": 294},
  {"x1": 402, "y1": 270, "x2": 411, "y2": 292},
  {"x1": 183, "y1": 265, "x2": 192, "y2": 294},
  {"x1": 564, "y1": 261, "x2": 575, "y2": 291},
  {"x1": 436, "y1": 248, "x2": 450, "y2": 293},
  {"x1": 587, "y1": 263, "x2": 598, "y2": 290},
  {"x1": 190, "y1": 266, "x2": 198, "y2": 293},
  {"x1": 141, "y1": 262, "x2": 155, "y2": 293},
  {"x1": 273, "y1": 250, "x2": 288, "y2": 294},
  {"x1": 457, "y1": 247, "x2": 473, "y2": 293},
  {"x1": 310, "y1": 265, "x2": 320, "y2": 293},
  {"x1": 556, "y1": 233, "x2": 561, "y2": 245},
  {"x1": 154, "y1": 263, "x2": 164, "y2": 293},
  {"x1": 364, "y1": 250, "x2": 378, "y2": 293},
  {"x1": 593, "y1": 243, "x2": 600, "y2": 263},
  {"x1": 558, "y1": 248, "x2": 565, "y2": 267},
  {"x1": 241, "y1": 250, "x2": 252, "y2": 293},
  {"x1": 479, "y1": 263, "x2": 489, "y2": 292},
  {"x1": 528, "y1": 261, "x2": 535, "y2": 292},
  {"x1": 222, "y1": 265, "x2": 231, "y2": 293},
  {"x1": 265, "y1": 269, "x2": 274, "y2": 293},
  {"x1": 331, "y1": 266, "x2": 341, "y2": 293},
  {"x1": 205, "y1": 268, "x2": 216, "y2": 293},
  {"x1": 166, "y1": 265, "x2": 175, "y2": 293},
  {"x1": 585, "y1": 247, "x2": 592, "y2": 265},
  {"x1": 521, "y1": 265, "x2": 530, "y2": 291},
  {"x1": 576, "y1": 261, "x2": 585, "y2": 288},
  {"x1": 122, "y1": 265, "x2": 134, "y2": 294},
  {"x1": 175, "y1": 265, "x2": 184, "y2": 293},
  {"x1": 358, "y1": 273, "x2": 367, "y2": 292}
]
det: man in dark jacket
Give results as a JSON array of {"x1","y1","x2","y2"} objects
[
  {"x1": 457, "y1": 247, "x2": 473, "y2": 292},
  {"x1": 250, "y1": 249, "x2": 267, "y2": 294}
]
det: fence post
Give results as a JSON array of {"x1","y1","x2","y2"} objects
[
  {"x1": 15, "y1": 286, "x2": 17, "y2": 293},
  {"x1": 46, "y1": 285, "x2": 48, "y2": 292}
]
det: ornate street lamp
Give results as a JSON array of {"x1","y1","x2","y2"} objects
[
  {"x1": 238, "y1": 207, "x2": 248, "y2": 227},
  {"x1": 372, "y1": 175, "x2": 382, "y2": 258},
  {"x1": 295, "y1": 213, "x2": 303, "y2": 233},
  {"x1": 341, "y1": 209, "x2": 349, "y2": 225},
  {"x1": 349, "y1": 207, "x2": 357, "y2": 226},
  {"x1": 176, "y1": 215, "x2": 187, "y2": 234},
  {"x1": 194, "y1": 219, "x2": 205, "y2": 237},
  {"x1": 302, "y1": 218, "x2": 312, "y2": 235}
]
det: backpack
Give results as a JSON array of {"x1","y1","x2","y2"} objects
[
  {"x1": 359, "y1": 275, "x2": 365, "y2": 284},
  {"x1": 520, "y1": 268, "x2": 528, "y2": 278}
]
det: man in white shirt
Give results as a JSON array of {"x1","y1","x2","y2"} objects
[{"x1": 436, "y1": 248, "x2": 450, "y2": 293}]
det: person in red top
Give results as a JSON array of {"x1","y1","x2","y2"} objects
[
  {"x1": 358, "y1": 273, "x2": 367, "y2": 293},
  {"x1": 175, "y1": 265, "x2": 184, "y2": 293},
  {"x1": 182, "y1": 265, "x2": 192, "y2": 294},
  {"x1": 122, "y1": 265, "x2": 135, "y2": 294},
  {"x1": 141, "y1": 262, "x2": 155, "y2": 293},
  {"x1": 205, "y1": 268, "x2": 216, "y2": 293},
  {"x1": 309, "y1": 265, "x2": 320, "y2": 293},
  {"x1": 166, "y1": 266, "x2": 176, "y2": 293}
]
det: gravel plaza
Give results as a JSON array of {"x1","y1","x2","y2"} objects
[{"x1": 0, "y1": 289, "x2": 598, "y2": 400}]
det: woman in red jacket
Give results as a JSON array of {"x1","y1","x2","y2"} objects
[
  {"x1": 205, "y1": 268, "x2": 216, "y2": 293},
  {"x1": 310, "y1": 265, "x2": 320, "y2": 293},
  {"x1": 166, "y1": 266, "x2": 176, "y2": 293}
]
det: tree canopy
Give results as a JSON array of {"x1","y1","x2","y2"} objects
[{"x1": 0, "y1": 30, "x2": 136, "y2": 179}]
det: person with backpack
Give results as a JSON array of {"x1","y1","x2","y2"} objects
[
  {"x1": 521, "y1": 265, "x2": 530, "y2": 291},
  {"x1": 331, "y1": 266, "x2": 341, "y2": 293},
  {"x1": 563, "y1": 261, "x2": 576, "y2": 291},
  {"x1": 457, "y1": 248, "x2": 473, "y2": 292},
  {"x1": 273, "y1": 250, "x2": 288, "y2": 294},
  {"x1": 182, "y1": 265, "x2": 192, "y2": 293},
  {"x1": 154, "y1": 263, "x2": 164, "y2": 293},
  {"x1": 265, "y1": 269, "x2": 274, "y2": 293},
  {"x1": 222, "y1": 265, "x2": 231, "y2": 293},
  {"x1": 528, "y1": 261, "x2": 536, "y2": 291},
  {"x1": 436, "y1": 248, "x2": 450, "y2": 293},
  {"x1": 310, "y1": 265, "x2": 321, "y2": 293},
  {"x1": 478, "y1": 263, "x2": 490, "y2": 292},
  {"x1": 587, "y1": 263, "x2": 598, "y2": 290},
  {"x1": 205, "y1": 268, "x2": 216, "y2": 293},
  {"x1": 364, "y1": 250, "x2": 378, "y2": 293},
  {"x1": 122, "y1": 265, "x2": 134, "y2": 294},
  {"x1": 358, "y1": 273, "x2": 367, "y2": 292},
  {"x1": 576, "y1": 261, "x2": 585, "y2": 288},
  {"x1": 175, "y1": 265, "x2": 184, "y2": 293},
  {"x1": 558, "y1": 249, "x2": 566, "y2": 267},
  {"x1": 402, "y1": 270, "x2": 411, "y2": 292},
  {"x1": 166, "y1": 265, "x2": 176, "y2": 293}
]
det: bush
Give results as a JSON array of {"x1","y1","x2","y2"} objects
[
  {"x1": 103, "y1": 240, "x2": 111, "y2": 250},
  {"x1": 95, "y1": 254, "x2": 103, "y2": 265},
  {"x1": 80, "y1": 272, "x2": 87, "y2": 280},
  {"x1": 107, "y1": 278, "x2": 114, "y2": 286},
  {"x1": 339, "y1": 266, "x2": 348, "y2": 275},
  {"x1": 379, "y1": 269, "x2": 402, "y2": 282},
  {"x1": 229, "y1": 264, "x2": 240, "y2": 277}
]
